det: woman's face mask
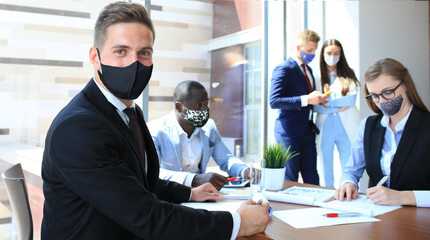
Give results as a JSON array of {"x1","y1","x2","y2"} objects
[
  {"x1": 324, "y1": 55, "x2": 340, "y2": 67},
  {"x1": 379, "y1": 94, "x2": 404, "y2": 116}
]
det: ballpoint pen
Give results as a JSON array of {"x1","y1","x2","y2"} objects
[
  {"x1": 322, "y1": 212, "x2": 360, "y2": 218},
  {"x1": 252, "y1": 194, "x2": 273, "y2": 216},
  {"x1": 228, "y1": 177, "x2": 241, "y2": 181},
  {"x1": 376, "y1": 176, "x2": 389, "y2": 186}
]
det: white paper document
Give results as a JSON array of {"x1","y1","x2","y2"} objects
[
  {"x1": 273, "y1": 207, "x2": 380, "y2": 229},
  {"x1": 181, "y1": 200, "x2": 244, "y2": 212},
  {"x1": 315, "y1": 194, "x2": 401, "y2": 217},
  {"x1": 219, "y1": 187, "x2": 251, "y2": 199},
  {"x1": 265, "y1": 186, "x2": 335, "y2": 206},
  {"x1": 281, "y1": 186, "x2": 336, "y2": 202}
]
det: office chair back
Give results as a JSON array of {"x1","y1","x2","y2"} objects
[{"x1": 2, "y1": 163, "x2": 33, "y2": 240}]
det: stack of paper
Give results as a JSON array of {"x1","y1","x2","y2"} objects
[
  {"x1": 219, "y1": 187, "x2": 251, "y2": 199},
  {"x1": 181, "y1": 201, "x2": 244, "y2": 212},
  {"x1": 315, "y1": 194, "x2": 401, "y2": 217},
  {"x1": 272, "y1": 194, "x2": 401, "y2": 229},
  {"x1": 265, "y1": 186, "x2": 336, "y2": 206}
]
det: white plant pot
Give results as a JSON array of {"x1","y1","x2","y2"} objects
[{"x1": 263, "y1": 167, "x2": 286, "y2": 190}]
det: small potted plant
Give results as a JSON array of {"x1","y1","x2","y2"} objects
[{"x1": 262, "y1": 143, "x2": 299, "y2": 190}]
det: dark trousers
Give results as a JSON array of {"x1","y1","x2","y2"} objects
[{"x1": 274, "y1": 122, "x2": 319, "y2": 185}]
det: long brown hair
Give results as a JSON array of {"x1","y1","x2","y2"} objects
[
  {"x1": 319, "y1": 39, "x2": 359, "y2": 95},
  {"x1": 364, "y1": 58, "x2": 429, "y2": 114}
]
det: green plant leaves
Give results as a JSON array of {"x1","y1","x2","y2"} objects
[{"x1": 263, "y1": 143, "x2": 299, "y2": 168}]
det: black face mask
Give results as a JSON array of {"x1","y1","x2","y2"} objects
[{"x1": 96, "y1": 48, "x2": 153, "y2": 100}]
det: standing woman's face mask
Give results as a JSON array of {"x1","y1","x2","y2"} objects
[{"x1": 324, "y1": 45, "x2": 341, "y2": 67}]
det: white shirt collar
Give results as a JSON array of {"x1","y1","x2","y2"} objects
[
  {"x1": 175, "y1": 116, "x2": 200, "y2": 139},
  {"x1": 292, "y1": 55, "x2": 305, "y2": 67},
  {"x1": 92, "y1": 78, "x2": 135, "y2": 111},
  {"x1": 380, "y1": 105, "x2": 413, "y2": 133}
]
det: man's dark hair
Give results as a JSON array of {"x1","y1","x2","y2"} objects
[
  {"x1": 173, "y1": 80, "x2": 206, "y2": 102},
  {"x1": 94, "y1": 1, "x2": 155, "y2": 50}
]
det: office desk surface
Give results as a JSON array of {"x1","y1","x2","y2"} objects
[{"x1": 239, "y1": 181, "x2": 430, "y2": 240}]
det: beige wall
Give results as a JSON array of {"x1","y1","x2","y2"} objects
[
  {"x1": 0, "y1": 1, "x2": 115, "y2": 146},
  {"x1": 148, "y1": 0, "x2": 213, "y2": 120},
  {"x1": 0, "y1": 0, "x2": 214, "y2": 146}
]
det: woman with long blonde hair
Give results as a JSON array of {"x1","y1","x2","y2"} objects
[{"x1": 336, "y1": 58, "x2": 430, "y2": 207}]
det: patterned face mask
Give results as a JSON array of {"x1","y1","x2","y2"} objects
[
  {"x1": 182, "y1": 107, "x2": 209, "y2": 128},
  {"x1": 379, "y1": 94, "x2": 403, "y2": 116}
]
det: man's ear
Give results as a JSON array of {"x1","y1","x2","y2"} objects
[
  {"x1": 175, "y1": 102, "x2": 182, "y2": 112},
  {"x1": 296, "y1": 44, "x2": 301, "y2": 53},
  {"x1": 89, "y1": 46, "x2": 101, "y2": 72}
]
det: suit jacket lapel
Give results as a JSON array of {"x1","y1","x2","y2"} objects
[
  {"x1": 290, "y1": 58, "x2": 311, "y2": 93},
  {"x1": 199, "y1": 128, "x2": 210, "y2": 173},
  {"x1": 82, "y1": 80, "x2": 149, "y2": 188},
  {"x1": 307, "y1": 64, "x2": 316, "y2": 91},
  {"x1": 113, "y1": 108, "x2": 148, "y2": 181},
  {"x1": 136, "y1": 106, "x2": 159, "y2": 192},
  {"x1": 390, "y1": 107, "x2": 420, "y2": 188},
  {"x1": 369, "y1": 121, "x2": 385, "y2": 185},
  {"x1": 167, "y1": 113, "x2": 183, "y2": 168}
]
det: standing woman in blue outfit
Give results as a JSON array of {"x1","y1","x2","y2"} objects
[
  {"x1": 336, "y1": 58, "x2": 430, "y2": 207},
  {"x1": 314, "y1": 39, "x2": 361, "y2": 188}
]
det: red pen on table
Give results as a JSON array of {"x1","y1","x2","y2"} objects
[
  {"x1": 322, "y1": 212, "x2": 360, "y2": 218},
  {"x1": 228, "y1": 177, "x2": 241, "y2": 181}
]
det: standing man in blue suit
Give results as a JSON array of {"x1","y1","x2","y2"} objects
[
  {"x1": 269, "y1": 30, "x2": 328, "y2": 185},
  {"x1": 148, "y1": 80, "x2": 250, "y2": 190}
]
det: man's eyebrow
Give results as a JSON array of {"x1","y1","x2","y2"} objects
[
  {"x1": 110, "y1": 45, "x2": 131, "y2": 50},
  {"x1": 140, "y1": 47, "x2": 153, "y2": 51},
  {"x1": 110, "y1": 45, "x2": 153, "y2": 51}
]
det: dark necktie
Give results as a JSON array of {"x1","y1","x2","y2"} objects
[
  {"x1": 123, "y1": 107, "x2": 146, "y2": 160},
  {"x1": 301, "y1": 63, "x2": 313, "y2": 93}
]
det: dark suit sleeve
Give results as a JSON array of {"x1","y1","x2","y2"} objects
[
  {"x1": 156, "y1": 178, "x2": 191, "y2": 203},
  {"x1": 48, "y1": 113, "x2": 233, "y2": 239},
  {"x1": 269, "y1": 63, "x2": 303, "y2": 110}
]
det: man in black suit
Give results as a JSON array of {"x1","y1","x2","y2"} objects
[{"x1": 41, "y1": 2, "x2": 269, "y2": 239}]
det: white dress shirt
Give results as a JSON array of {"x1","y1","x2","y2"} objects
[
  {"x1": 292, "y1": 56, "x2": 314, "y2": 108},
  {"x1": 173, "y1": 119, "x2": 241, "y2": 239},
  {"x1": 379, "y1": 107, "x2": 411, "y2": 185},
  {"x1": 340, "y1": 106, "x2": 430, "y2": 207},
  {"x1": 175, "y1": 119, "x2": 203, "y2": 186}
]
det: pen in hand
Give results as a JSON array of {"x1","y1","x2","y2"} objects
[
  {"x1": 376, "y1": 176, "x2": 389, "y2": 186},
  {"x1": 228, "y1": 177, "x2": 241, "y2": 181},
  {"x1": 253, "y1": 197, "x2": 272, "y2": 216}
]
